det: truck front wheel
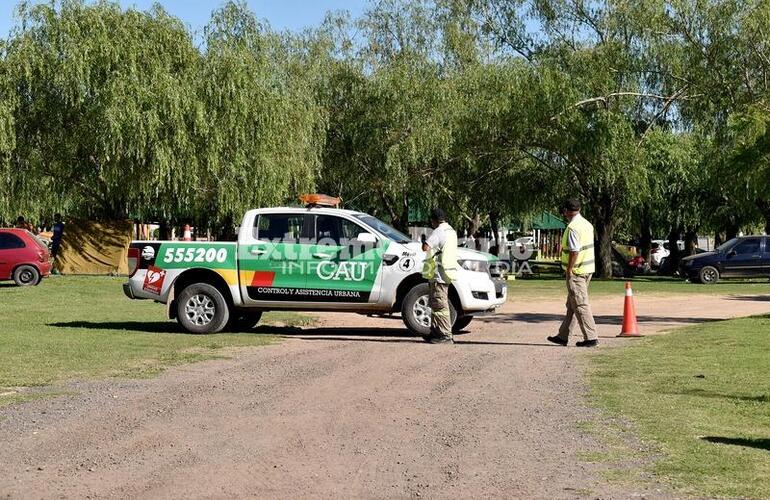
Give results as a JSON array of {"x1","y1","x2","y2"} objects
[
  {"x1": 401, "y1": 283, "x2": 457, "y2": 338},
  {"x1": 453, "y1": 316, "x2": 473, "y2": 333},
  {"x1": 177, "y1": 283, "x2": 230, "y2": 334}
]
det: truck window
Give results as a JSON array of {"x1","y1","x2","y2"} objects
[
  {"x1": 314, "y1": 215, "x2": 371, "y2": 246},
  {"x1": 255, "y1": 214, "x2": 305, "y2": 242}
]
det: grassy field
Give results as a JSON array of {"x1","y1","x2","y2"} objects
[
  {"x1": 587, "y1": 315, "x2": 770, "y2": 498},
  {"x1": 508, "y1": 274, "x2": 770, "y2": 300},
  {"x1": 0, "y1": 276, "x2": 312, "y2": 406}
]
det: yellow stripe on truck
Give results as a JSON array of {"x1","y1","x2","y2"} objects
[{"x1": 215, "y1": 268, "x2": 239, "y2": 286}]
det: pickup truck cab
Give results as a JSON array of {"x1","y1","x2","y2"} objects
[{"x1": 124, "y1": 200, "x2": 506, "y2": 335}]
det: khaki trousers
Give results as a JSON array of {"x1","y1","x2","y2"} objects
[
  {"x1": 558, "y1": 273, "x2": 598, "y2": 341},
  {"x1": 429, "y1": 281, "x2": 452, "y2": 339}
]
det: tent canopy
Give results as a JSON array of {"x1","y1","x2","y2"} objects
[{"x1": 54, "y1": 219, "x2": 133, "y2": 275}]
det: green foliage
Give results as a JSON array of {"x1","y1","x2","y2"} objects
[
  {"x1": 0, "y1": 0, "x2": 321, "y2": 226},
  {"x1": 0, "y1": 0, "x2": 767, "y2": 254}
]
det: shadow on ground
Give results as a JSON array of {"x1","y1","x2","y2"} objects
[
  {"x1": 49, "y1": 321, "x2": 187, "y2": 333},
  {"x1": 291, "y1": 336, "x2": 556, "y2": 346},
  {"x1": 726, "y1": 295, "x2": 770, "y2": 302},
  {"x1": 664, "y1": 388, "x2": 770, "y2": 403},
  {"x1": 477, "y1": 312, "x2": 721, "y2": 325},
  {"x1": 701, "y1": 436, "x2": 770, "y2": 451}
]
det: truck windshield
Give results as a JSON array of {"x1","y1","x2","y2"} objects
[{"x1": 354, "y1": 214, "x2": 412, "y2": 244}]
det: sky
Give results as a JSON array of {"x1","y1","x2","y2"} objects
[{"x1": 0, "y1": 0, "x2": 368, "y2": 39}]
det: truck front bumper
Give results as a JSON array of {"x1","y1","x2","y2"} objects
[
  {"x1": 454, "y1": 272, "x2": 507, "y2": 313},
  {"x1": 123, "y1": 282, "x2": 135, "y2": 299}
]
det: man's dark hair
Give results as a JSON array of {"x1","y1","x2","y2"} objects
[
  {"x1": 561, "y1": 198, "x2": 581, "y2": 212},
  {"x1": 429, "y1": 208, "x2": 447, "y2": 223},
  {"x1": 16, "y1": 216, "x2": 24, "y2": 223}
]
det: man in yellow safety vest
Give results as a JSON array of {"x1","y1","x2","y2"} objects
[
  {"x1": 422, "y1": 208, "x2": 458, "y2": 344},
  {"x1": 547, "y1": 198, "x2": 599, "y2": 347}
]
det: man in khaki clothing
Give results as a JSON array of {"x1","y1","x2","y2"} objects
[
  {"x1": 422, "y1": 208, "x2": 458, "y2": 344},
  {"x1": 547, "y1": 199, "x2": 599, "y2": 347}
]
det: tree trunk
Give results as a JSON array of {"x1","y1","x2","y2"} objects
[
  {"x1": 715, "y1": 231, "x2": 725, "y2": 247},
  {"x1": 158, "y1": 221, "x2": 170, "y2": 241},
  {"x1": 466, "y1": 212, "x2": 483, "y2": 251},
  {"x1": 665, "y1": 225, "x2": 683, "y2": 275},
  {"x1": 489, "y1": 210, "x2": 501, "y2": 256},
  {"x1": 396, "y1": 193, "x2": 409, "y2": 233},
  {"x1": 595, "y1": 219, "x2": 614, "y2": 278},
  {"x1": 756, "y1": 200, "x2": 770, "y2": 234},
  {"x1": 640, "y1": 205, "x2": 652, "y2": 262},
  {"x1": 684, "y1": 228, "x2": 698, "y2": 256},
  {"x1": 591, "y1": 196, "x2": 616, "y2": 279}
]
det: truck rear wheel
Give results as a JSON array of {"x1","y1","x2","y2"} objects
[
  {"x1": 401, "y1": 283, "x2": 457, "y2": 338},
  {"x1": 177, "y1": 283, "x2": 230, "y2": 334}
]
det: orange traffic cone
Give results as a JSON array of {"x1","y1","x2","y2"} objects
[
  {"x1": 617, "y1": 281, "x2": 643, "y2": 337},
  {"x1": 182, "y1": 224, "x2": 192, "y2": 241}
]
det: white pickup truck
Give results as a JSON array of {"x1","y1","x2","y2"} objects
[{"x1": 124, "y1": 201, "x2": 507, "y2": 335}]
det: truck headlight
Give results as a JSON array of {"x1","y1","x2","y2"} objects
[{"x1": 459, "y1": 259, "x2": 489, "y2": 273}]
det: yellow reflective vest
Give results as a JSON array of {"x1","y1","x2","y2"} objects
[
  {"x1": 422, "y1": 224, "x2": 458, "y2": 284},
  {"x1": 560, "y1": 215, "x2": 595, "y2": 275}
]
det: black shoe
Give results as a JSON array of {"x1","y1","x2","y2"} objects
[
  {"x1": 576, "y1": 339, "x2": 599, "y2": 348},
  {"x1": 546, "y1": 335, "x2": 568, "y2": 346},
  {"x1": 428, "y1": 336, "x2": 454, "y2": 344}
]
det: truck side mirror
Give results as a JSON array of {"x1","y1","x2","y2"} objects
[{"x1": 356, "y1": 232, "x2": 377, "y2": 244}]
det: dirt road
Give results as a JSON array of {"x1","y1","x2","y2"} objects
[{"x1": 1, "y1": 293, "x2": 768, "y2": 499}]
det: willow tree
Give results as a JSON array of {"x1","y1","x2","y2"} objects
[
  {"x1": 0, "y1": 41, "x2": 18, "y2": 223},
  {"x1": 198, "y1": 1, "x2": 321, "y2": 228},
  {"x1": 317, "y1": 1, "x2": 456, "y2": 230},
  {"x1": 4, "y1": 0, "x2": 204, "y2": 221}
]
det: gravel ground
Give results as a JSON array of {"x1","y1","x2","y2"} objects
[{"x1": 1, "y1": 292, "x2": 768, "y2": 499}]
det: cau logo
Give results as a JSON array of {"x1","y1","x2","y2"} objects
[{"x1": 317, "y1": 261, "x2": 370, "y2": 281}]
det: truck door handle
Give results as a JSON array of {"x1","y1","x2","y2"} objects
[
  {"x1": 313, "y1": 253, "x2": 332, "y2": 259},
  {"x1": 250, "y1": 248, "x2": 267, "y2": 255}
]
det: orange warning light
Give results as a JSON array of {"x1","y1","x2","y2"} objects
[{"x1": 299, "y1": 194, "x2": 342, "y2": 208}]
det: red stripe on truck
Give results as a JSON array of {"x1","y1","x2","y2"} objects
[{"x1": 251, "y1": 271, "x2": 276, "y2": 287}]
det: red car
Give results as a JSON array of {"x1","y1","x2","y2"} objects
[{"x1": 0, "y1": 229, "x2": 52, "y2": 286}]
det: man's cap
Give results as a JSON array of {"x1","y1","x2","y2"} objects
[
  {"x1": 429, "y1": 208, "x2": 447, "y2": 222},
  {"x1": 561, "y1": 198, "x2": 581, "y2": 212}
]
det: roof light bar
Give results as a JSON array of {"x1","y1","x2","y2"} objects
[{"x1": 300, "y1": 194, "x2": 341, "y2": 208}]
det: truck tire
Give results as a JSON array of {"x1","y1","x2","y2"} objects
[
  {"x1": 177, "y1": 283, "x2": 230, "y2": 334},
  {"x1": 13, "y1": 265, "x2": 40, "y2": 286},
  {"x1": 227, "y1": 311, "x2": 263, "y2": 332},
  {"x1": 453, "y1": 316, "x2": 473, "y2": 333},
  {"x1": 401, "y1": 283, "x2": 457, "y2": 338}
]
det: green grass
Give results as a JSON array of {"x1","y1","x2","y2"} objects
[
  {"x1": 508, "y1": 274, "x2": 770, "y2": 300},
  {"x1": 587, "y1": 315, "x2": 770, "y2": 498},
  {"x1": 0, "y1": 276, "x2": 312, "y2": 406}
]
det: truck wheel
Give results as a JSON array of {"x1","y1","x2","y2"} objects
[
  {"x1": 699, "y1": 266, "x2": 719, "y2": 284},
  {"x1": 453, "y1": 316, "x2": 473, "y2": 333},
  {"x1": 228, "y1": 311, "x2": 263, "y2": 332},
  {"x1": 401, "y1": 283, "x2": 457, "y2": 338},
  {"x1": 13, "y1": 265, "x2": 40, "y2": 286},
  {"x1": 177, "y1": 283, "x2": 230, "y2": 334}
]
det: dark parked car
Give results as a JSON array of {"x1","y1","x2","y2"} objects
[
  {"x1": 0, "y1": 228, "x2": 52, "y2": 286},
  {"x1": 679, "y1": 236, "x2": 770, "y2": 284}
]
